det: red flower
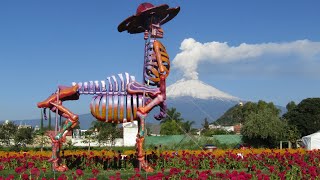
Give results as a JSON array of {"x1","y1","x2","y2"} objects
[
  {"x1": 31, "y1": 167, "x2": 40, "y2": 177},
  {"x1": 134, "y1": 168, "x2": 140, "y2": 173},
  {"x1": 76, "y1": 169, "x2": 84, "y2": 176},
  {"x1": 0, "y1": 165, "x2": 4, "y2": 171},
  {"x1": 27, "y1": 162, "x2": 35, "y2": 169},
  {"x1": 268, "y1": 166, "x2": 275, "y2": 173},
  {"x1": 92, "y1": 169, "x2": 100, "y2": 176},
  {"x1": 116, "y1": 171, "x2": 121, "y2": 179},
  {"x1": 57, "y1": 174, "x2": 67, "y2": 180},
  {"x1": 5, "y1": 174, "x2": 14, "y2": 180},
  {"x1": 169, "y1": 168, "x2": 177, "y2": 175},
  {"x1": 15, "y1": 166, "x2": 26, "y2": 174},
  {"x1": 22, "y1": 174, "x2": 29, "y2": 180},
  {"x1": 41, "y1": 167, "x2": 47, "y2": 173}
]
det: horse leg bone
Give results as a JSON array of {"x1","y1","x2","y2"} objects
[
  {"x1": 46, "y1": 102, "x2": 77, "y2": 172},
  {"x1": 136, "y1": 112, "x2": 154, "y2": 172},
  {"x1": 49, "y1": 102, "x2": 78, "y2": 140}
]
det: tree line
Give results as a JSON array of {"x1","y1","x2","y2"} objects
[
  {"x1": 216, "y1": 98, "x2": 320, "y2": 148},
  {"x1": 0, "y1": 122, "x2": 34, "y2": 149}
]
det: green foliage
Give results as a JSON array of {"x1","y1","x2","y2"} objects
[
  {"x1": 33, "y1": 129, "x2": 50, "y2": 151},
  {"x1": 241, "y1": 107, "x2": 286, "y2": 148},
  {"x1": 286, "y1": 101, "x2": 297, "y2": 112},
  {"x1": 48, "y1": 110, "x2": 52, "y2": 130},
  {"x1": 216, "y1": 100, "x2": 290, "y2": 148},
  {"x1": 215, "y1": 103, "x2": 246, "y2": 125},
  {"x1": 14, "y1": 127, "x2": 34, "y2": 146},
  {"x1": 160, "y1": 108, "x2": 195, "y2": 135},
  {"x1": 81, "y1": 130, "x2": 96, "y2": 151},
  {"x1": 160, "y1": 120, "x2": 184, "y2": 135},
  {"x1": 182, "y1": 120, "x2": 196, "y2": 134},
  {"x1": 0, "y1": 122, "x2": 18, "y2": 146},
  {"x1": 91, "y1": 121, "x2": 121, "y2": 146},
  {"x1": 216, "y1": 101, "x2": 281, "y2": 126},
  {"x1": 283, "y1": 98, "x2": 320, "y2": 137},
  {"x1": 0, "y1": 122, "x2": 35, "y2": 148},
  {"x1": 202, "y1": 118, "x2": 210, "y2": 130},
  {"x1": 161, "y1": 107, "x2": 184, "y2": 124},
  {"x1": 282, "y1": 122, "x2": 301, "y2": 144},
  {"x1": 145, "y1": 136, "x2": 236, "y2": 150}
]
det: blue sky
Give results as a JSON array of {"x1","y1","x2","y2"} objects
[{"x1": 0, "y1": 0, "x2": 319, "y2": 120}]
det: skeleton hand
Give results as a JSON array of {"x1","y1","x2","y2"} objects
[{"x1": 154, "y1": 101, "x2": 167, "y2": 120}]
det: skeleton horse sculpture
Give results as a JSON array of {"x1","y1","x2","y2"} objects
[{"x1": 37, "y1": 3, "x2": 180, "y2": 172}]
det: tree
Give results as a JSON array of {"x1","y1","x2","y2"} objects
[
  {"x1": 33, "y1": 129, "x2": 50, "y2": 152},
  {"x1": 160, "y1": 120, "x2": 184, "y2": 135},
  {"x1": 200, "y1": 118, "x2": 211, "y2": 136},
  {"x1": 202, "y1": 118, "x2": 210, "y2": 130},
  {"x1": 160, "y1": 108, "x2": 185, "y2": 135},
  {"x1": 283, "y1": 98, "x2": 320, "y2": 137},
  {"x1": 282, "y1": 122, "x2": 300, "y2": 144},
  {"x1": 182, "y1": 120, "x2": 195, "y2": 134},
  {"x1": 90, "y1": 121, "x2": 121, "y2": 147},
  {"x1": 0, "y1": 122, "x2": 18, "y2": 146},
  {"x1": 216, "y1": 100, "x2": 281, "y2": 126},
  {"x1": 48, "y1": 110, "x2": 52, "y2": 130},
  {"x1": 241, "y1": 107, "x2": 286, "y2": 148},
  {"x1": 81, "y1": 130, "x2": 96, "y2": 151},
  {"x1": 14, "y1": 127, "x2": 34, "y2": 147},
  {"x1": 286, "y1": 101, "x2": 297, "y2": 112},
  {"x1": 160, "y1": 107, "x2": 184, "y2": 124}
]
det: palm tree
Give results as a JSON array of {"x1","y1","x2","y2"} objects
[
  {"x1": 160, "y1": 107, "x2": 184, "y2": 124},
  {"x1": 182, "y1": 120, "x2": 195, "y2": 133},
  {"x1": 48, "y1": 110, "x2": 52, "y2": 130}
]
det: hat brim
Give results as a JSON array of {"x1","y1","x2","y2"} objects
[{"x1": 118, "y1": 4, "x2": 180, "y2": 34}]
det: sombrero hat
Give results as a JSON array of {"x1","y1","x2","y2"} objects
[{"x1": 118, "y1": 2, "x2": 180, "y2": 34}]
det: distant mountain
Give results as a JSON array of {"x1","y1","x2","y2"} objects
[
  {"x1": 3, "y1": 113, "x2": 96, "y2": 130},
  {"x1": 158, "y1": 78, "x2": 240, "y2": 128}
]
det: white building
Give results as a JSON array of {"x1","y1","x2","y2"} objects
[
  {"x1": 123, "y1": 121, "x2": 138, "y2": 146},
  {"x1": 208, "y1": 124, "x2": 235, "y2": 132},
  {"x1": 71, "y1": 121, "x2": 139, "y2": 147}
]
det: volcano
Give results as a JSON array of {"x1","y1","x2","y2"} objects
[{"x1": 145, "y1": 79, "x2": 241, "y2": 128}]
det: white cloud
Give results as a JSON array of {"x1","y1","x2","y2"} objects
[{"x1": 172, "y1": 38, "x2": 320, "y2": 80}]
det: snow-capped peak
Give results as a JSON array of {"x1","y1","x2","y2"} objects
[{"x1": 166, "y1": 79, "x2": 240, "y2": 101}]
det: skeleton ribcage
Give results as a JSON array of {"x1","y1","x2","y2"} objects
[
  {"x1": 144, "y1": 40, "x2": 170, "y2": 86},
  {"x1": 72, "y1": 73, "x2": 145, "y2": 123}
]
